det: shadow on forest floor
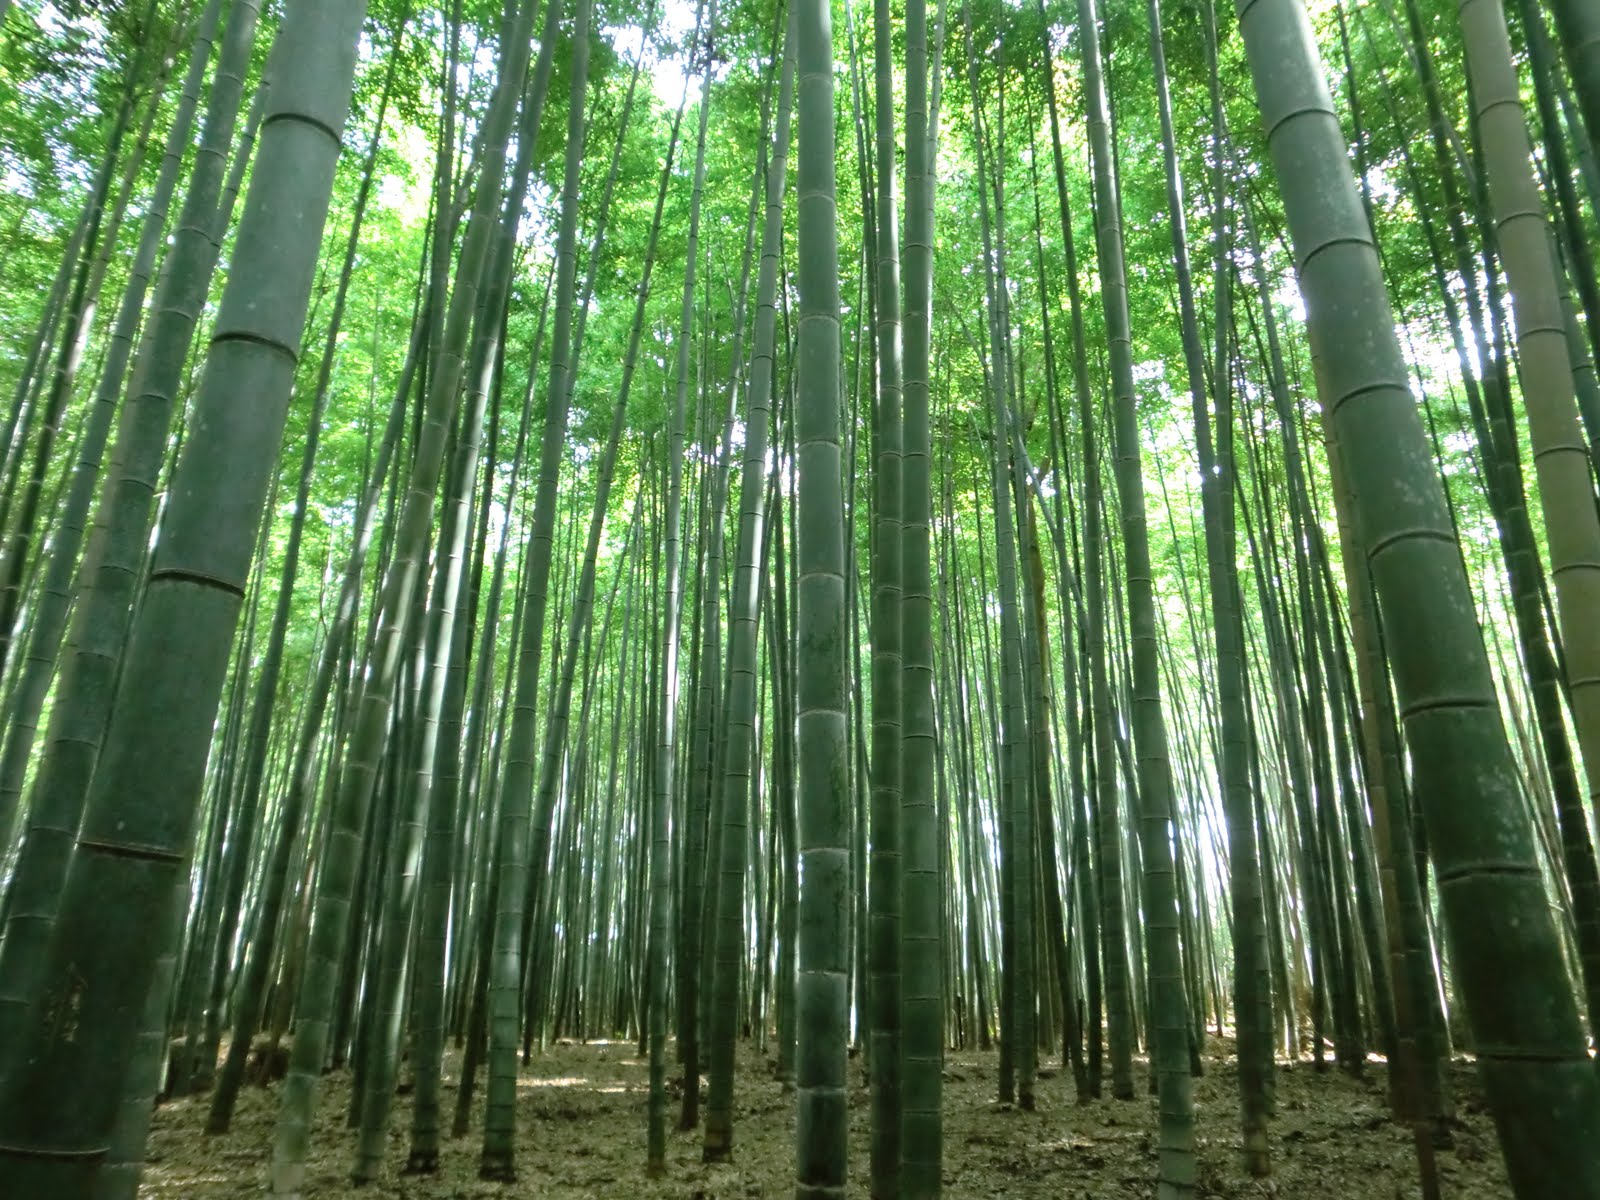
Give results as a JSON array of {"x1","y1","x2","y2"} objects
[{"x1": 139, "y1": 1036, "x2": 1511, "y2": 1197}]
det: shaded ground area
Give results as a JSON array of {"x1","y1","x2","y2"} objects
[{"x1": 141, "y1": 1038, "x2": 1511, "y2": 1196}]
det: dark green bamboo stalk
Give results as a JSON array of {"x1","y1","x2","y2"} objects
[
  {"x1": 867, "y1": 0, "x2": 904, "y2": 1169},
  {"x1": 899, "y1": 0, "x2": 943, "y2": 1181},
  {"x1": 794, "y1": 0, "x2": 849, "y2": 1183}
]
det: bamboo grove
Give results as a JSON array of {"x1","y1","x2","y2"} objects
[{"x1": 0, "y1": 0, "x2": 1597, "y2": 1194}]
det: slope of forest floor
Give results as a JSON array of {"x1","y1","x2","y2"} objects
[{"x1": 139, "y1": 1036, "x2": 1512, "y2": 1197}]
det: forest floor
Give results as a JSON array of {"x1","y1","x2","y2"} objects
[{"x1": 140, "y1": 1036, "x2": 1512, "y2": 1197}]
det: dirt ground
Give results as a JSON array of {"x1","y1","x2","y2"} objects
[{"x1": 139, "y1": 1037, "x2": 1512, "y2": 1197}]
